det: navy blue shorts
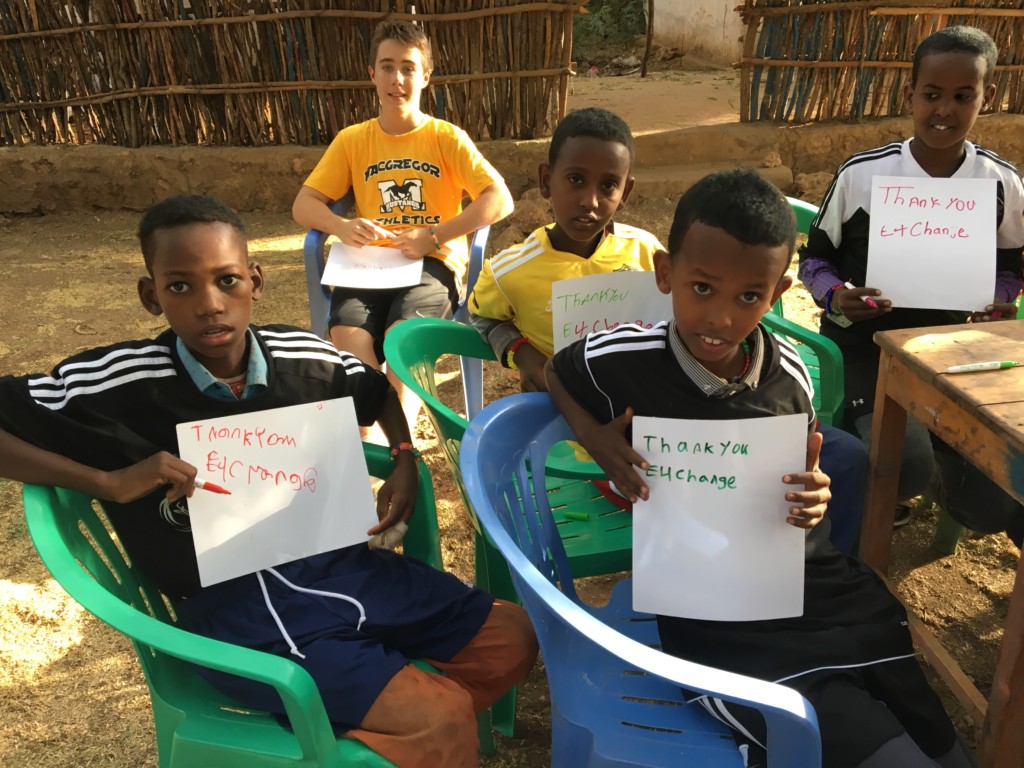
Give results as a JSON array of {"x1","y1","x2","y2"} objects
[{"x1": 177, "y1": 545, "x2": 493, "y2": 729}]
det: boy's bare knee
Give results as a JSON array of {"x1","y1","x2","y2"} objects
[
  {"x1": 499, "y1": 601, "x2": 540, "y2": 678},
  {"x1": 353, "y1": 666, "x2": 478, "y2": 768}
]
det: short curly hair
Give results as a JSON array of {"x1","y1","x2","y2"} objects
[
  {"x1": 138, "y1": 195, "x2": 246, "y2": 269},
  {"x1": 912, "y1": 25, "x2": 998, "y2": 84},
  {"x1": 666, "y1": 169, "x2": 795, "y2": 260},
  {"x1": 547, "y1": 107, "x2": 635, "y2": 167}
]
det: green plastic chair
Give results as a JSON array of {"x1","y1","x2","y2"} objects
[
  {"x1": 761, "y1": 312, "x2": 845, "y2": 427},
  {"x1": 770, "y1": 197, "x2": 822, "y2": 319},
  {"x1": 383, "y1": 318, "x2": 630, "y2": 738},
  {"x1": 21, "y1": 442, "x2": 444, "y2": 768},
  {"x1": 384, "y1": 318, "x2": 632, "y2": 585},
  {"x1": 759, "y1": 197, "x2": 847, "y2": 427},
  {"x1": 787, "y1": 195, "x2": 820, "y2": 236}
]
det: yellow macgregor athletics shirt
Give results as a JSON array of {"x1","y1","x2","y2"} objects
[
  {"x1": 469, "y1": 223, "x2": 664, "y2": 357},
  {"x1": 303, "y1": 116, "x2": 503, "y2": 277}
]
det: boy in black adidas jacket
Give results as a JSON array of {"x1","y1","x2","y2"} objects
[{"x1": 0, "y1": 195, "x2": 535, "y2": 768}]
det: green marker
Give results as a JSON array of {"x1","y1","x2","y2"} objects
[
  {"x1": 564, "y1": 511, "x2": 590, "y2": 522},
  {"x1": 946, "y1": 360, "x2": 1021, "y2": 374}
]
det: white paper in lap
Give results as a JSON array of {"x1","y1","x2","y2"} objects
[
  {"x1": 176, "y1": 398, "x2": 378, "y2": 586},
  {"x1": 631, "y1": 414, "x2": 806, "y2": 621},
  {"x1": 865, "y1": 176, "x2": 996, "y2": 312},
  {"x1": 321, "y1": 242, "x2": 424, "y2": 289},
  {"x1": 551, "y1": 271, "x2": 671, "y2": 352}
]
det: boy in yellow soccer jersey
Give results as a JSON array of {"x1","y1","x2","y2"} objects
[{"x1": 468, "y1": 107, "x2": 663, "y2": 392}]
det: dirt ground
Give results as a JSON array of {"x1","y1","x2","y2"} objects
[{"x1": 0, "y1": 63, "x2": 1020, "y2": 767}]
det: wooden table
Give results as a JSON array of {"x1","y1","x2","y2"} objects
[{"x1": 861, "y1": 321, "x2": 1024, "y2": 768}]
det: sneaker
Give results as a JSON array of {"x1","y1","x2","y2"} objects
[{"x1": 893, "y1": 504, "x2": 912, "y2": 528}]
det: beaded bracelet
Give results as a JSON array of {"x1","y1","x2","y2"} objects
[
  {"x1": 427, "y1": 226, "x2": 442, "y2": 251},
  {"x1": 505, "y1": 337, "x2": 531, "y2": 369},
  {"x1": 824, "y1": 282, "x2": 846, "y2": 316},
  {"x1": 390, "y1": 442, "x2": 423, "y2": 461}
]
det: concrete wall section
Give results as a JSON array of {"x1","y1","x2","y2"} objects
[{"x1": 653, "y1": 0, "x2": 744, "y2": 66}]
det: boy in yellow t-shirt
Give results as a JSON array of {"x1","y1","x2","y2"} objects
[
  {"x1": 293, "y1": 20, "x2": 513, "y2": 428},
  {"x1": 469, "y1": 107, "x2": 663, "y2": 392}
]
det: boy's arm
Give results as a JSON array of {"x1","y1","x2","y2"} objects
[
  {"x1": 367, "y1": 389, "x2": 418, "y2": 535},
  {"x1": 292, "y1": 185, "x2": 391, "y2": 247},
  {"x1": 391, "y1": 182, "x2": 514, "y2": 259},
  {"x1": 545, "y1": 360, "x2": 650, "y2": 502},
  {"x1": 0, "y1": 426, "x2": 197, "y2": 503},
  {"x1": 469, "y1": 312, "x2": 521, "y2": 360},
  {"x1": 797, "y1": 174, "x2": 890, "y2": 322}
]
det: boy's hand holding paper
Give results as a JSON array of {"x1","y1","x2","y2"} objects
[{"x1": 321, "y1": 240, "x2": 425, "y2": 290}]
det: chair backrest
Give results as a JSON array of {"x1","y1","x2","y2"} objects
[
  {"x1": 761, "y1": 312, "x2": 845, "y2": 426},
  {"x1": 765, "y1": 197, "x2": 846, "y2": 426},
  {"x1": 22, "y1": 443, "x2": 439, "y2": 768},
  {"x1": 303, "y1": 193, "x2": 356, "y2": 339},
  {"x1": 787, "y1": 196, "x2": 819, "y2": 237},
  {"x1": 384, "y1": 317, "x2": 492, "y2": 530},
  {"x1": 304, "y1": 208, "x2": 489, "y2": 413},
  {"x1": 453, "y1": 227, "x2": 490, "y2": 418},
  {"x1": 770, "y1": 197, "x2": 820, "y2": 319},
  {"x1": 460, "y1": 393, "x2": 821, "y2": 768}
]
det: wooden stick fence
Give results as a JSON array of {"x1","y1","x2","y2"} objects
[
  {"x1": 0, "y1": 1, "x2": 581, "y2": 146},
  {"x1": 738, "y1": 0, "x2": 1024, "y2": 123}
]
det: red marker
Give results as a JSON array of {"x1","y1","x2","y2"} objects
[{"x1": 195, "y1": 479, "x2": 232, "y2": 495}]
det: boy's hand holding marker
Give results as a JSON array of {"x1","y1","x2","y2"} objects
[
  {"x1": 830, "y1": 283, "x2": 890, "y2": 321},
  {"x1": 96, "y1": 451, "x2": 197, "y2": 504},
  {"x1": 968, "y1": 301, "x2": 1017, "y2": 322}
]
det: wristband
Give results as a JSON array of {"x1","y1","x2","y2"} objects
[
  {"x1": 427, "y1": 226, "x2": 442, "y2": 251},
  {"x1": 823, "y1": 283, "x2": 846, "y2": 316},
  {"x1": 824, "y1": 283, "x2": 853, "y2": 328},
  {"x1": 389, "y1": 442, "x2": 422, "y2": 461},
  {"x1": 505, "y1": 337, "x2": 531, "y2": 369}
]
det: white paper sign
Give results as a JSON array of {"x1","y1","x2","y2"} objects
[
  {"x1": 865, "y1": 176, "x2": 996, "y2": 311},
  {"x1": 321, "y1": 242, "x2": 424, "y2": 289},
  {"x1": 551, "y1": 271, "x2": 672, "y2": 352},
  {"x1": 631, "y1": 414, "x2": 806, "y2": 621},
  {"x1": 176, "y1": 398, "x2": 378, "y2": 587}
]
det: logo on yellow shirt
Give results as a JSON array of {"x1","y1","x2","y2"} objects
[{"x1": 378, "y1": 178, "x2": 426, "y2": 213}]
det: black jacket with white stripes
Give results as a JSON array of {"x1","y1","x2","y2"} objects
[
  {"x1": 551, "y1": 321, "x2": 913, "y2": 686},
  {"x1": 0, "y1": 325, "x2": 389, "y2": 600}
]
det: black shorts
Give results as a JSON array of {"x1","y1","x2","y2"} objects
[
  {"x1": 329, "y1": 256, "x2": 459, "y2": 362},
  {"x1": 695, "y1": 659, "x2": 956, "y2": 767}
]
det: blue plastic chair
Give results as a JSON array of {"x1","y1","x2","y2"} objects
[
  {"x1": 302, "y1": 193, "x2": 355, "y2": 339},
  {"x1": 302, "y1": 200, "x2": 488, "y2": 417},
  {"x1": 460, "y1": 393, "x2": 821, "y2": 767},
  {"x1": 452, "y1": 226, "x2": 490, "y2": 419}
]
